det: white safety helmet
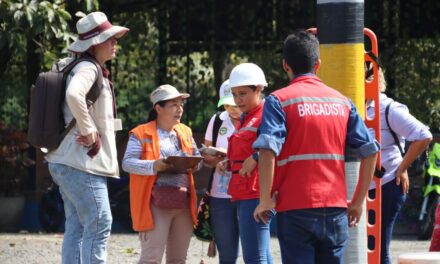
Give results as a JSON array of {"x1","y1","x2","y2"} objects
[{"x1": 228, "y1": 63, "x2": 268, "y2": 89}]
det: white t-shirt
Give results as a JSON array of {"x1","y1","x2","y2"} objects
[{"x1": 204, "y1": 111, "x2": 236, "y2": 198}]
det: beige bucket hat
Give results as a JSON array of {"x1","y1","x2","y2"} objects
[
  {"x1": 150, "y1": 84, "x2": 190, "y2": 105},
  {"x1": 68, "y1": 12, "x2": 129, "y2": 53}
]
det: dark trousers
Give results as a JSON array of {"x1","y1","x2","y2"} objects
[
  {"x1": 277, "y1": 207, "x2": 348, "y2": 264},
  {"x1": 368, "y1": 178, "x2": 406, "y2": 264}
]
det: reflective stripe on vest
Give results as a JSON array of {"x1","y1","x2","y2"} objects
[
  {"x1": 232, "y1": 126, "x2": 258, "y2": 136},
  {"x1": 280, "y1": 96, "x2": 351, "y2": 108},
  {"x1": 140, "y1": 138, "x2": 152, "y2": 144},
  {"x1": 239, "y1": 126, "x2": 258, "y2": 133},
  {"x1": 277, "y1": 153, "x2": 345, "y2": 167}
]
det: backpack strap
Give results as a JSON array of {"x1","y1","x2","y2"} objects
[
  {"x1": 385, "y1": 102, "x2": 405, "y2": 157},
  {"x1": 59, "y1": 57, "x2": 104, "y2": 141},
  {"x1": 207, "y1": 112, "x2": 223, "y2": 192},
  {"x1": 212, "y1": 112, "x2": 223, "y2": 147}
]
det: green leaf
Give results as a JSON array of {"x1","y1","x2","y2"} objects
[
  {"x1": 39, "y1": 1, "x2": 49, "y2": 9},
  {"x1": 75, "y1": 11, "x2": 86, "y2": 18},
  {"x1": 10, "y1": 3, "x2": 23, "y2": 11},
  {"x1": 29, "y1": 0, "x2": 38, "y2": 10},
  {"x1": 86, "y1": 0, "x2": 92, "y2": 11},
  {"x1": 13, "y1": 10, "x2": 23, "y2": 23},
  {"x1": 24, "y1": 7, "x2": 33, "y2": 28},
  {"x1": 50, "y1": 25, "x2": 57, "y2": 35},
  {"x1": 93, "y1": 0, "x2": 100, "y2": 10},
  {"x1": 57, "y1": 9, "x2": 71, "y2": 20},
  {"x1": 47, "y1": 9, "x2": 54, "y2": 23}
]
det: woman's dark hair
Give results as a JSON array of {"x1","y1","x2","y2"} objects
[{"x1": 147, "y1": 100, "x2": 168, "y2": 122}]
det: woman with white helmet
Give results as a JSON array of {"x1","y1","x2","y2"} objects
[{"x1": 217, "y1": 63, "x2": 274, "y2": 264}]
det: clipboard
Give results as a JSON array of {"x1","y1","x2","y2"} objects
[
  {"x1": 162, "y1": 156, "x2": 203, "y2": 173},
  {"x1": 200, "y1": 146, "x2": 227, "y2": 157}
]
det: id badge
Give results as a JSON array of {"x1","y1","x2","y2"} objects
[{"x1": 114, "y1": 118, "x2": 122, "y2": 131}]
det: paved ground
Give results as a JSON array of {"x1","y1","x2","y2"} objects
[{"x1": 0, "y1": 233, "x2": 431, "y2": 264}]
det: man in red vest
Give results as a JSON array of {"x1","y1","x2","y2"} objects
[{"x1": 253, "y1": 30, "x2": 380, "y2": 264}]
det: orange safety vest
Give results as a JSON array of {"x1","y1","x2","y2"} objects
[
  {"x1": 272, "y1": 75, "x2": 351, "y2": 212},
  {"x1": 129, "y1": 121, "x2": 198, "y2": 231}
]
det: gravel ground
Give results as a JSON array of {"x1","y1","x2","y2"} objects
[{"x1": 0, "y1": 233, "x2": 430, "y2": 264}]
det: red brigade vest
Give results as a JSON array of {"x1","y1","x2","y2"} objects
[
  {"x1": 227, "y1": 102, "x2": 264, "y2": 201},
  {"x1": 272, "y1": 75, "x2": 351, "y2": 212}
]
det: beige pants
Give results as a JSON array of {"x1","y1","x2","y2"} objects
[{"x1": 138, "y1": 204, "x2": 193, "y2": 264}]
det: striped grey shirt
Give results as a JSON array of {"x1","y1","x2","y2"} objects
[{"x1": 122, "y1": 127, "x2": 200, "y2": 188}]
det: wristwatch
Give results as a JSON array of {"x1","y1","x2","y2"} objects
[{"x1": 252, "y1": 152, "x2": 259, "y2": 162}]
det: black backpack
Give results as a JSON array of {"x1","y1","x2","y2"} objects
[{"x1": 27, "y1": 57, "x2": 103, "y2": 152}]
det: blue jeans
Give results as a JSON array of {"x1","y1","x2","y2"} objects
[
  {"x1": 235, "y1": 199, "x2": 273, "y2": 264},
  {"x1": 368, "y1": 178, "x2": 406, "y2": 264},
  {"x1": 48, "y1": 163, "x2": 112, "y2": 264},
  {"x1": 210, "y1": 197, "x2": 239, "y2": 264},
  {"x1": 277, "y1": 207, "x2": 348, "y2": 264}
]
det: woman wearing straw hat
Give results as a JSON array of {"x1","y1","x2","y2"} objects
[
  {"x1": 45, "y1": 11, "x2": 128, "y2": 264},
  {"x1": 122, "y1": 84, "x2": 202, "y2": 264}
]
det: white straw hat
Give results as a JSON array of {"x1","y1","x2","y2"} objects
[
  {"x1": 150, "y1": 84, "x2": 190, "y2": 105},
  {"x1": 68, "y1": 12, "x2": 129, "y2": 53},
  {"x1": 217, "y1": 79, "x2": 236, "y2": 107}
]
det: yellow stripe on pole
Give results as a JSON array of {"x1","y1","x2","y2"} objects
[
  {"x1": 317, "y1": 0, "x2": 367, "y2": 262},
  {"x1": 318, "y1": 43, "x2": 365, "y2": 117}
]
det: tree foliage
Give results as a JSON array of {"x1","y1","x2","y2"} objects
[
  {"x1": 0, "y1": 0, "x2": 99, "y2": 128},
  {"x1": 110, "y1": 11, "x2": 159, "y2": 130},
  {"x1": 392, "y1": 39, "x2": 440, "y2": 131},
  {"x1": 0, "y1": 0, "x2": 73, "y2": 76},
  {"x1": 0, "y1": 0, "x2": 439, "y2": 134}
]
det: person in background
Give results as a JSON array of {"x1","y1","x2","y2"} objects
[
  {"x1": 122, "y1": 85, "x2": 201, "y2": 264},
  {"x1": 366, "y1": 65, "x2": 432, "y2": 264},
  {"x1": 45, "y1": 11, "x2": 128, "y2": 264},
  {"x1": 202, "y1": 79, "x2": 242, "y2": 264},
  {"x1": 253, "y1": 30, "x2": 379, "y2": 264},
  {"x1": 217, "y1": 63, "x2": 274, "y2": 264},
  {"x1": 428, "y1": 143, "x2": 440, "y2": 251}
]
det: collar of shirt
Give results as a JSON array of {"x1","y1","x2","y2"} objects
[
  {"x1": 367, "y1": 93, "x2": 389, "y2": 111},
  {"x1": 219, "y1": 110, "x2": 229, "y2": 121},
  {"x1": 379, "y1": 92, "x2": 389, "y2": 103},
  {"x1": 292, "y1": 72, "x2": 315, "y2": 79},
  {"x1": 289, "y1": 73, "x2": 320, "y2": 85},
  {"x1": 157, "y1": 127, "x2": 177, "y2": 139},
  {"x1": 239, "y1": 99, "x2": 265, "y2": 123}
]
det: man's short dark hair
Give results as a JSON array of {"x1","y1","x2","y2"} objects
[{"x1": 283, "y1": 30, "x2": 320, "y2": 75}]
